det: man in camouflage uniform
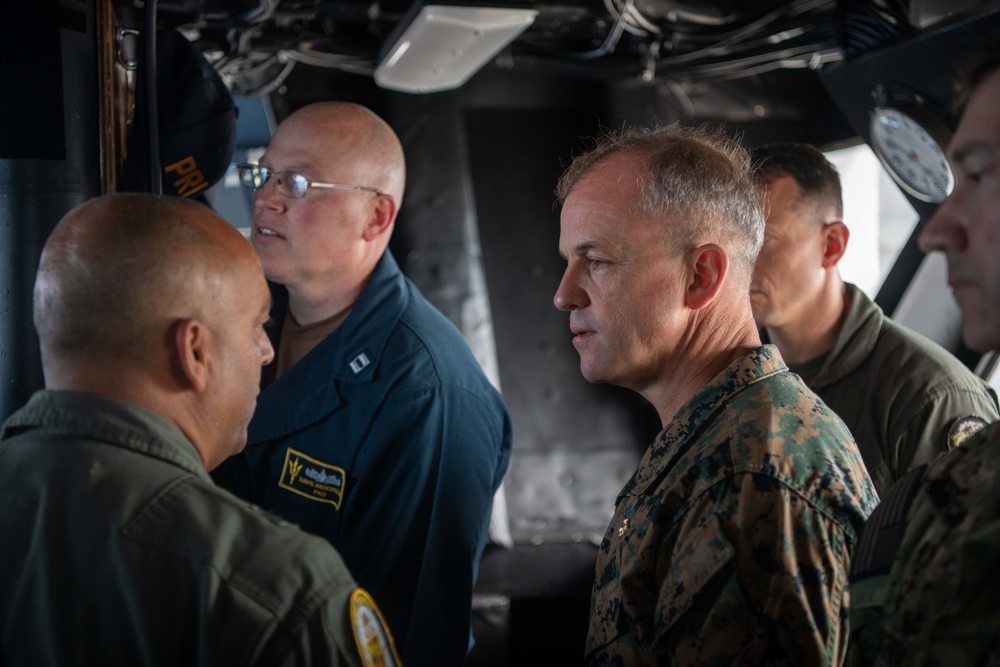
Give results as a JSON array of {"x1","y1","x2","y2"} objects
[
  {"x1": 750, "y1": 142, "x2": 997, "y2": 496},
  {"x1": 847, "y1": 37, "x2": 1000, "y2": 666},
  {"x1": 553, "y1": 124, "x2": 879, "y2": 665}
]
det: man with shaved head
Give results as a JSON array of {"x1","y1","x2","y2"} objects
[
  {"x1": 0, "y1": 193, "x2": 398, "y2": 666},
  {"x1": 213, "y1": 102, "x2": 512, "y2": 666}
]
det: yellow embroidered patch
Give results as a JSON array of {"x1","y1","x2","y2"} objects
[
  {"x1": 278, "y1": 448, "x2": 346, "y2": 508},
  {"x1": 349, "y1": 588, "x2": 401, "y2": 667},
  {"x1": 948, "y1": 415, "x2": 989, "y2": 448}
]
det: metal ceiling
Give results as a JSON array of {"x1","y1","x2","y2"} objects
[{"x1": 112, "y1": 0, "x2": 978, "y2": 98}]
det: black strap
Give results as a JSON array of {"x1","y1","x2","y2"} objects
[{"x1": 850, "y1": 464, "x2": 928, "y2": 581}]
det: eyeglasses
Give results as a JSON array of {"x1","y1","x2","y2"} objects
[{"x1": 237, "y1": 163, "x2": 384, "y2": 199}]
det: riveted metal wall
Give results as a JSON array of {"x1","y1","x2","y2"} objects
[
  {"x1": 462, "y1": 67, "x2": 659, "y2": 666},
  {"x1": 465, "y1": 100, "x2": 657, "y2": 547}
]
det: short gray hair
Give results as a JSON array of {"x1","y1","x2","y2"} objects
[{"x1": 556, "y1": 124, "x2": 765, "y2": 280}]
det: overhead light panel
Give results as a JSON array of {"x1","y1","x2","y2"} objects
[{"x1": 375, "y1": 5, "x2": 538, "y2": 94}]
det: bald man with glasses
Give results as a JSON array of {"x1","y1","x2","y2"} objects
[{"x1": 213, "y1": 102, "x2": 513, "y2": 667}]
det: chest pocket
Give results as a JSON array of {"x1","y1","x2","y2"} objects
[
  {"x1": 586, "y1": 513, "x2": 650, "y2": 664},
  {"x1": 586, "y1": 516, "x2": 738, "y2": 664},
  {"x1": 654, "y1": 514, "x2": 736, "y2": 642},
  {"x1": 587, "y1": 562, "x2": 624, "y2": 651},
  {"x1": 584, "y1": 509, "x2": 665, "y2": 665}
]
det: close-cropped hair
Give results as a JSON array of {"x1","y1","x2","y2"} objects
[
  {"x1": 555, "y1": 123, "x2": 765, "y2": 276},
  {"x1": 752, "y1": 142, "x2": 843, "y2": 221},
  {"x1": 953, "y1": 30, "x2": 1000, "y2": 111},
  {"x1": 34, "y1": 194, "x2": 218, "y2": 362}
]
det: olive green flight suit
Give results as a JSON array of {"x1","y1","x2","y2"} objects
[
  {"x1": 0, "y1": 391, "x2": 396, "y2": 667},
  {"x1": 787, "y1": 283, "x2": 998, "y2": 495}
]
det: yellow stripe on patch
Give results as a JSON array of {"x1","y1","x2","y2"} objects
[
  {"x1": 948, "y1": 416, "x2": 989, "y2": 448},
  {"x1": 349, "y1": 588, "x2": 401, "y2": 667}
]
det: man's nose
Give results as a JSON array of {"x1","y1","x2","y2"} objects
[
  {"x1": 918, "y1": 196, "x2": 966, "y2": 255},
  {"x1": 261, "y1": 337, "x2": 275, "y2": 366},
  {"x1": 253, "y1": 176, "x2": 285, "y2": 212},
  {"x1": 554, "y1": 265, "x2": 587, "y2": 311}
]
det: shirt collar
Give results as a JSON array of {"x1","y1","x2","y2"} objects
[
  {"x1": 247, "y1": 250, "x2": 409, "y2": 444},
  {"x1": 2, "y1": 390, "x2": 208, "y2": 478},
  {"x1": 811, "y1": 282, "x2": 883, "y2": 388},
  {"x1": 265, "y1": 249, "x2": 408, "y2": 386},
  {"x1": 631, "y1": 345, "x2": 789, "y2": 492}
]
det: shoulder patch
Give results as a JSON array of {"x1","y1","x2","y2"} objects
[
  {"x1": 278, "y1": 448, "x2": 346, "y2": 508},
  {"x1": 349, "y1": 588, "x2": 401, "y2": 667},
  {"x1": 948, "y1": 416, "x2": 989, "y2": 448}
]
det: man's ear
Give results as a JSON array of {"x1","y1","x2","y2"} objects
[
  {"x1": 174, "y1": 318, "x2": 210, "y2": 393},
  {"x1": 685, "y1": 243, "x2": 728, "y2": 311},
  {"x1": 362, "y1": 194, "x2": 397, "y2": 242},
  {"x1": 821, "y1": 221, "x2": 849, "y2": 268}
]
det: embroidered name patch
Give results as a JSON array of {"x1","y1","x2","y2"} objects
[
  {"x1": 349, "y1": 588, "x2": 400, "y2": 667},
  {"x1": 278, "y1": 448, "x2": 346, "y2": 508}
]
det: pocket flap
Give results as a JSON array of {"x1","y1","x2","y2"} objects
[{"x1": 655, "y1": 514, "x2": 736, "y2": 639}]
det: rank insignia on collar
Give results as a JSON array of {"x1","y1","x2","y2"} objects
[
  {"x1": 349, "y1": 588, "x2": 401, "y2": 667},
  {"x1": 278, "y1": 448, "x2": 346, "y2": 508},
  {"x1": 350, "y1": 352, "x2": 371, "y2": 374},
  {"x1": 948, "y1": 415, "x2": 989, "y2": 449}
]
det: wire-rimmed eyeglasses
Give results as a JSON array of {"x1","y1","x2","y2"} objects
[{"x1": 237, "y1": 163, "x2": 384, "y2": 199}]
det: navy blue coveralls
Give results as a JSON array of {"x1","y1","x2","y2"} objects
[{"x1": 215, "y1": 250, "x2": 513, "y2": 667}]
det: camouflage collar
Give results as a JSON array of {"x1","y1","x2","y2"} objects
[{"x1": 630, "y1": 345, "x2": 789, "y2": 492}]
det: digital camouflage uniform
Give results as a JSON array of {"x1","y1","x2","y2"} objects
[
  {"x1": 847, "y1": 420, "x2": 1000, "y2": 666},
  {"x1": 781, "y1": 283, "x2": 998, "y2": 496},
  {"x1": 585, "y1": 345, "x2": 879, "y2": 666}
]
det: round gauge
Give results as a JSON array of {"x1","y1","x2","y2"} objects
[{"x1": 869, "y1": 105, "x2": 954, "y2": 203}]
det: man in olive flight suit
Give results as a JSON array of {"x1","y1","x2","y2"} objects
[
  {"x1": 553, "y1": 124, "x2": 879, "y2": 665},
  {"x1": 0, "y1": 194, "x2": 398, "y2": 667},
  {"x1": 847, "y1": 36, "x2": 1000, "y2": 665},
  {"x1": 751, "y1": 142, "x2": 998, "y2": 496}
]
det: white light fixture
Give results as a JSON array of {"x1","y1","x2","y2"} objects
[{"x1": 375, "y1": 5, "x2": 538, "y2": 94}]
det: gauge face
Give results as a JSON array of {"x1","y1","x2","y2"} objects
[{"x1": 870, "y1": 106, "x2": 954, "y2": 203}]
